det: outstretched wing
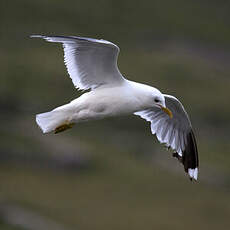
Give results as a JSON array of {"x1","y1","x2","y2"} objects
[
  {"x1": 134, "y1": 94, "x2": 199, "y2": 180},
  {"x1": 31, "y1": 35, "x2": 124, "y2": 90}
]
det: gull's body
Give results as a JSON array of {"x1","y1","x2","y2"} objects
[
  {"x1": 54, "y1": 81, "x2": 161, "y2": 123},
  {"x1": 31, "y1": 35, "x2": 199, "y2": 180}
]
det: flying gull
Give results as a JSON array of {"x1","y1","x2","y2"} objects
[{"x1": 31, "y1": 35, "x2": 199, "y2": 180}]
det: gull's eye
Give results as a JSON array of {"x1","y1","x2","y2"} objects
[{"x1": 154, "y1": 98, "x2": 160, "y2": 103}]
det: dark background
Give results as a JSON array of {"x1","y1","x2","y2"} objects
[{"x1": 0, "y1": 0, "x2": 230, "y2": 229}]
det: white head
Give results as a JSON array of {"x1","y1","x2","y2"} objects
[{"x1": 152, "y1": 88, "x2": 173, "y2": 118}]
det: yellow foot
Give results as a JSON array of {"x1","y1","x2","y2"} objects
[{"x1": 54, "y1": 123, "x2": 75, "y2": 134}]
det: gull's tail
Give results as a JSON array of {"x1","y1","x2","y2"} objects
[{"x1": 36, "y1": 107, "x2": 74, "y2": 134}]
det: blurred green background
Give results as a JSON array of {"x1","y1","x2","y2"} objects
[{"x1": 1, "y1": 0, "x2": 230, "y2": 229}]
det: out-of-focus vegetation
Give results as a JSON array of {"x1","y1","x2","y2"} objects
[{"x1": 0, "y1": 0, "x2": 230, "y2": 229}]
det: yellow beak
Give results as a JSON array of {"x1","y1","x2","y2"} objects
[{"x1": 160, "y1": 105, "x2": 173, "y2": 118}]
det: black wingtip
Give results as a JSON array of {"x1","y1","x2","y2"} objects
[
  {"x1": 183, "y1": 130, "x2": 199, "y2": 170},
  {"x1": 173, "y1": 130, "x2": 199, "y2": 180},
  {"x1": 183, "y1": 130, "x2": 199, "y2": 180}
]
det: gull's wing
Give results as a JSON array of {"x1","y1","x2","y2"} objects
[
  {"x1": 134, "y1": 95, "x2": 199, "y2": 180},
  {"x1": 30, "y1": 35, "x2": 124, "y2": 90}
]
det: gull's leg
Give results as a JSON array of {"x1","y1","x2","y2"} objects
[{"x1": 54, "y1": 122, "x2": 75, "y2": 134}]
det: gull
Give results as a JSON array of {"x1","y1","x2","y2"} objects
[{"x1": 31, "y1": 35, "x2": 199, "y2": 180}]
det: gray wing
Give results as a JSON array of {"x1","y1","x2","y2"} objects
[
  {"x1": 134, "y1": 94, "x2": 199, "y2": 180},
  {"x1": 31, "y1": 35, "x2": 124, "y2": 90}
]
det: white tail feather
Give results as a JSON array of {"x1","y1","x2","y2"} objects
[{"x1": 36, "y1": 110, "x2": 68, "y2": 133}]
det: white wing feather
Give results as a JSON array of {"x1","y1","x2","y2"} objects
[
  {"x1": 31, "y1": 35, "x2": 124, "y2": 90},
  {"x1": 135, "y1": 94, "x2": 199, "y2": 180}
]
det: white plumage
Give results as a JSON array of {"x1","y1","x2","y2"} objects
[{"x1": 31, "y1": 35, "x2": 199, "y2": 180}]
